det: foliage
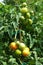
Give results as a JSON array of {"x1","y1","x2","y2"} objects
[{"x1": 0, "y1": 0, "x2": 43, "y2": 65}]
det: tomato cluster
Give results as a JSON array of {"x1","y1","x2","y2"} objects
[
  {"x1": 19, "y1": 2, "x2": 33, "y2": 25},
  {"x1": 9, "y1": 2, "x2": 34, "y2": 58},
  {"x1": 9, "y1": 41, "x2": 30, "y2": 57}
]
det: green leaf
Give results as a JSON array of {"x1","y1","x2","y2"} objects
[
  {"x1": 28, "y1": 34, "x2": 34, "y2": 48},
  {"x1": 39, "y1": 58, "x2": 43, "y2": 63},
  {"x1": 36, "y1": 61, "x2": 42, "y2": 65}
]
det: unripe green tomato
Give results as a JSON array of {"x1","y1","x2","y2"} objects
[
  {"x1": 30, "y1": 10, "x2": 34, "y2": 16},
  {"x1": 20, "y1": 16, "x2": 25, "y2": 20},
  {"x1": 20, "y1": 7, "x2": 28, "y2": 13},
  {"x1": 15, "y1": 49, "x2": 21, "y2": 55},
  {"x1": 26, "y1": 13, "x2": 30, "y2": 18},
  {"x1": 22, "y1": 2, "x2": 27, "y2": 6},
  {"x1": 16, "y1": 41, "x2": 20, "y2": 45},
  {"x1": 19, "y1": 43, "x2": 26, "y2": 50},
  {"x1": 28, "y1": 19, "x2": 33, "y2": 24}
]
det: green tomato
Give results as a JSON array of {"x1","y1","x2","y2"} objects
[
  {"x1": 22, "y1": 2, "x2": 27, "y2": 6},
  {"x1": 19, "y1": 43, "x2": 26, "y2": 50},
  {"x1": 26, "y1": 13, "x2": 30, "y2": 18},
  {"x1": 15, "y1": 49, "x2": 21, "y2": 55},
  {"x1": 16, "y1": 41, "x2": 20, "y2": 45},
  {"x1": 28, "y1": 19, "x2": 33, "y2": 24},
  {"x1": 20, "y1": 7, "x2": 28, "y2": 13},
  {"x1": 20, "y1": 16, "x2": 25, "y2": 20},
  {"x1": 30, "y1": 10, "x2": 34, "y2": 16},
  {"x1": 22, "y1": 49, "x2": 30, "y2": 56}
]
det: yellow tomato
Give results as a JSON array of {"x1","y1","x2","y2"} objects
[{"x1": 24, "y1": 47, "x2": 30, "y2": 51}]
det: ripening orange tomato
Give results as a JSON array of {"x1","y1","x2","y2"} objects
[
  {"x1": 9, "y1": 42, "x2": 18, "y2": 50},
  {"x1": 22, "y1": 49, "x2": 30, "y2": 56}
]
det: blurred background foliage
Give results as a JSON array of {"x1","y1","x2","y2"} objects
[{"x1": 0, "y1": 0, "x2": 43, "y2": 65}]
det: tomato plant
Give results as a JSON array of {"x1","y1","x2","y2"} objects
[{"x1": 0, "y1": 0, "x2": 43, "y2": 65}]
